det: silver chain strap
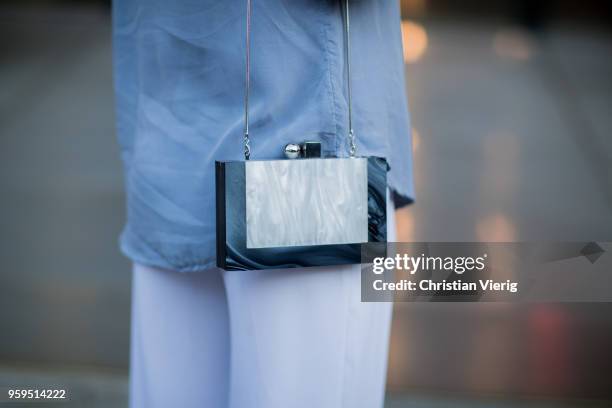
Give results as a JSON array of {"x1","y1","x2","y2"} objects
[
  {"x1": 243, "y1": 0, "x2": 252, "y2": 160},
  {"x1": 342, "y1": 0, "x2": 357, "y2": 157},
  {"x1": 243, "y1": 0, "x2": 356, "y2": 159}
]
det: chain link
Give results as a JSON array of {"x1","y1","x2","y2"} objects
[{"x1": 244, "y1": 132, "x2": 251, "y2": 159}]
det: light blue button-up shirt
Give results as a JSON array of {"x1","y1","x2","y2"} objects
[{"x1": 113, "y1": 0, "x2": 414, "y2": 272}]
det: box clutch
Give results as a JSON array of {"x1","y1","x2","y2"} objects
[{"x1": 216, "y1": 156, "x2": 388, "y2": 270}]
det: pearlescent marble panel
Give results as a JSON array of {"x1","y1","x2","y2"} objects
[{"x1": 245, "y1": 158, "x2": 368, "y2": 249}]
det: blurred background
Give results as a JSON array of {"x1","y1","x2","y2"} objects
[{"x1": 1, "y1": 0, "x2": 611, "y2": 407}]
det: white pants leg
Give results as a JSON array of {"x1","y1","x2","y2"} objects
[
  {"x1": 129, "y1": 264, "x2": 229, "y2": 408},
  {"x1": 130, "y1": 196, "x2": 395, "y2": 408}
]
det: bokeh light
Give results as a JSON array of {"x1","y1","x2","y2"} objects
[{"x1": 401, "y1": 20, "x2": 428, "y2": 63}]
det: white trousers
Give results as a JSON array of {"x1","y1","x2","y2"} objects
[{"x1": 130, "y1": 200, "x2": 396, "y2": 408}]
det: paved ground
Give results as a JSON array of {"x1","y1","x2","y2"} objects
[{"x1": 0, "y1": 5, "x2": 611, "y2": 407}]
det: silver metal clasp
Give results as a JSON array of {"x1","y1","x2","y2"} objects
[{"x1": 284, "y1": 141, "x2": 322, "y2": 159}]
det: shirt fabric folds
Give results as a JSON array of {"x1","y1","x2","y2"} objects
[{"x1": 113, "y1": 0, "x2": 414, "y2": 272}]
